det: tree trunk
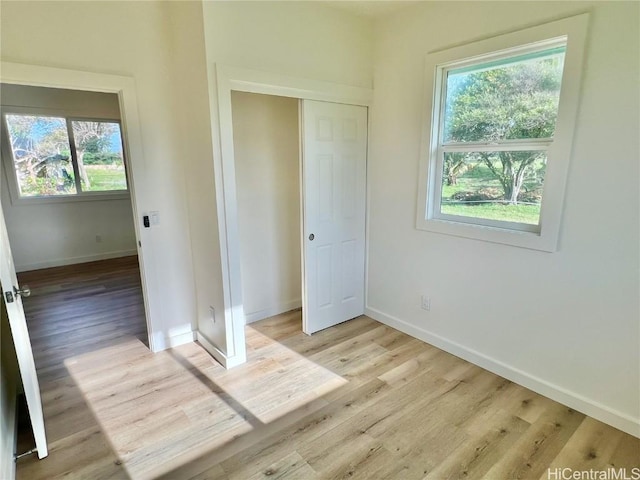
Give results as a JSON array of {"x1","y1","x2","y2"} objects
[
  {"x1": 509, "y1": 181, "x2": 520, "y2": 204},
  {"x1": 504, "y1": 182, "x2": 515, "y2": 204},
  {"x1": 76, "y1": 150, "x2": 91, "y2": 189},
  {"x1": 509, "y1": 155, "x2": 537, "y2": 204}
]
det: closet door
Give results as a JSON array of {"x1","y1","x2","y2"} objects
[{"x1": 301, "y1": 100, "x2": 367, "y2": 334}]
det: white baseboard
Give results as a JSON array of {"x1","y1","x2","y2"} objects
[
  {"x1": 15, "y1": 249, "x2": 138, "y2": 272},
  {"x1": 165, "y1": 331, "x2": 196, "y2": 349},
  {"x1": 365, "y1": 306, "x2": 640, "y2": 438},
  {"x1": 197, "y1": 331, "x2": 246, "y2": 369},
  {"x1": 244, "y1": 299, "x2": 302, "y2": 324},
  {"x1": 150, "y1": 330, "x2": 196, "y2": 353}
]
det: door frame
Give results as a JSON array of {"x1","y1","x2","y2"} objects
[
  {"x1": 210, "y1": 64, "x2": 372, "y2": 367},
  {"x1": 0, "y1": 62, "x2": 158, "y2": 351}
]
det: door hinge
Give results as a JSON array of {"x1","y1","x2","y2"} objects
[{"x1": 4, "y1": 291, "x2": 14, "y2": 303}]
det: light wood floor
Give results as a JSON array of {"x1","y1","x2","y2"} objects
[{"x1": 15, "y1": 257, "x2": 639, "y2": 479}]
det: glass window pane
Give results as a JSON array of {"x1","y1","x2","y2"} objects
[
  {"x1": 71, "y1": 121, "x2": 128, "y2": 192},
  {"x1": 440, "y1": 150, "x2": 546, "y2": 225},
  {"x1": 5, "y1": 114, "x2": 76, "y2": 197},
  {"x1": 443, "y1": 48, "x2": 565, "y2": 143}
]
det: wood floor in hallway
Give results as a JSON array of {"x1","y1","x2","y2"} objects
[{"x1": 14, "y1": 257, "x2": 639, "y2": 479}]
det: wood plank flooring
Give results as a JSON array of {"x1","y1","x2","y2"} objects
[
  {"x1": 15, "y1": 256, "x2": 146, "y2": 478},
  {"x1": 14, "y1": 257, "x2": 640, "y2": 479}
]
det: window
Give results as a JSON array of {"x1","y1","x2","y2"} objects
[
  {"x1": 417, "y1": 14, "x2": 589, "y2": 251},
  {"x1": 438, "y1": 46, "x2": 564, "y2": 231},
  {"x1": 3, "y1": 113, "x2": 128, "y2": 200}
]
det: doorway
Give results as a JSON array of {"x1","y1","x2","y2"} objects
[
  {"x1": 214, "y1": 68, "x2": 370, "y2": 365},
  {"x1": 0, "y1": 67, "x2": 154, "y2": 461},
  {"x1": 0, "y1": 61, "x2": 158, "y2": 352},
  {"x1": 231, "y1": 92, "x2": 302, "y2": 326},
  {"x1": 0, "y1": 83, "x2": 150, "y2": 367},
  {"x1": 231, "y1": 93, "x2": 368, "y2": 335}
]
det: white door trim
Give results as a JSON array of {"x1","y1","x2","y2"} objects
[
  {"x1": 210, "y1": 64, "x2": 372, "y2": 368},
  {"x1": 0, "y1": 61, "x2": 158, "y2": 352}
]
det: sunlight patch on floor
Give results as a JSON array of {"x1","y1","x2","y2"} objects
[{"x1": 65, "y1": 331, "x2": 347, "y2": 479}]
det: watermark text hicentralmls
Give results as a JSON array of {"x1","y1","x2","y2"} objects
[{"x1": 548, "y1": 468, "x2": 640, "y2": 480}]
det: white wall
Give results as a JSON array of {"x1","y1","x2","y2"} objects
[
  {"x1": 0, "y1": 1, "x2": 198, "y2": 349},
  {"x1": 199, "y1": 1, "x2": 373, "y2": 354},
  {"x1": 1, "y1": 84, "x2": 137, "y2": 271},
  {"x1": 160, "y1": 0, "x2": 228, "y2": 353},
  {"x1": 232, "y1": 92, "x2": 301, "y2": 323},
  {"x1": 202, "y1": 1, "x2": 373, "y2": 89},
  {"x1": 367, "y1": 1, "x2": 639, "y2": 435}
]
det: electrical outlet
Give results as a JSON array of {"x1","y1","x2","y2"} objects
[
  {"x1": 209, "y1": 306, "x2": 216, "y2": 324},
  {"x1": 421, "y1": 295, "x2": 431, "y2": 311},
  {"x1": 95, "y1": 235, "x2": 102, "y2": 243}
]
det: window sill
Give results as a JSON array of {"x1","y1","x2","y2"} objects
[
  {"x1": 416, "y1": 216, "x2": 558, "y2": 252},
  {"x1": 9, "y1": 191, "x2": 130, "y2": 206}
]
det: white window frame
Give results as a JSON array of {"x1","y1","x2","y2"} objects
[
  {"x1": 416, "y1": 14, "x2": 589, "y2": 252},
  {"x1": 1, "y1": 106, "x2": 129, "y2": 205}
]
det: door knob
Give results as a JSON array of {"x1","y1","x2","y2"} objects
[
  {"x1": 14, "y1": 285, "x2": 31, "y2": 298},
  {"x1": 309, "y1": 233, "x2": 315, "y2": 241}
]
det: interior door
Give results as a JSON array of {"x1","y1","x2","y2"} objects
[
  {"x1": 301, "y1": 100, "x2": 367, "y2": 334},
  {"x1": 0, "y1": 204, "x2": 48, "y2": 459}
]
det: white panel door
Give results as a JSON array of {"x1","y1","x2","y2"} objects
[
  {"x1": 0, "y1": 204, "x2": 48, "y2": 459},
  {"x1": 301, "y1": 100, "x2": 367, "y2": 334}
]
